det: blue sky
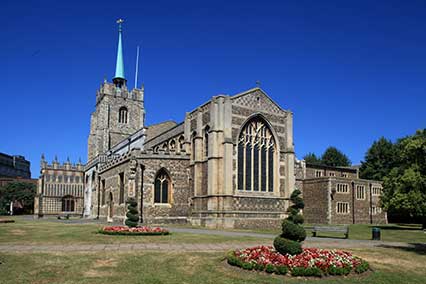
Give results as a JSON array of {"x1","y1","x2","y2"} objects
[{"x1": 1, "y1": 0, "x2": 425, "y2": 177}]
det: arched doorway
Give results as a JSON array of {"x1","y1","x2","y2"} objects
[{"x1": 107, "y1": 192, "x2": 114, "y2": 222}]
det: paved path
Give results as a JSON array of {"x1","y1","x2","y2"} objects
[
  {"x1": 4, "y1": 216, "x2": 423, "y2": 253},
  {"x1": 0, "y1": 238, "x2": 423, "y2": 253}
]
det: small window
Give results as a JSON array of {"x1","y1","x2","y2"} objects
[
  {"x1": 336, "y1": 202, "x2": 349, "y2": 214},
  {"x1": 101, "y1": 179, "x2": 106, "y2": 205},
  {"x1": 341, "y1": 173, "x2": 348, "y2": 178},
  {"x1": 119, "y1": 172, "x2": 125, "y2": 204},
  {"x1": 372, "y1": 186, "x2": 382, "y2": 196},
  {"x1": 154, "y1": 169, "x2": 171, "y2": 204},
  {"x1": 356, "y1": 185, "x2": 365, "y2": 200},
  {"x1": 336, "y1": 183, "x2": 349, "y2": 193},
  {"x1": 169, "y1": 140, "x2": 176, "y2": 151},
  {"x1": 118, "y1": 107, "x2": 128, "y2": 124},
  {"x1": 370, "y1": 206, "x2": 382, "y2": 215},
  {"x1": 315, "y1": 170, "x2": 322, "y2": 177},
  {"x1": 329, "y1": 172, "x2": 335, "y2": 177},
  {"x1": 178, "y1": 135, "x2": 185, "y2": 152}
]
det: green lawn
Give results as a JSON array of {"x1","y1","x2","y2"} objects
[
  {"x1": 306, "y1": 224, "x2": 426, "y2": 243},
  {"x1": 0, "y1": 247, "x2": 425, "y2": 284},
  {"x1": 172, "y1": 223, "x2": 426, "y2": 243},
  {"x1": 0, "y1": 218, "x2": 269, "y2": 245}
]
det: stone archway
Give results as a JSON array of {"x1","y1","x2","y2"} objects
[{"x1": 107, "y1": 192, "x2": 114, "y2": 222}]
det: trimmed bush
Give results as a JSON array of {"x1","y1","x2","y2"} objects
[
  {"x1": 280, "y1": 220, "x2": 306, "y2": 242},
  {"x1": 354, "y1": 260, "x2": 369, "y2": 274},
  {"x1": 275, "y1": 265, "x2": 288, "y2": 275},
  {"x1": 274, "y1": 189, "x2": 306, "y2": 255},
  {"x1": 291, "y1": 267, "x2": 322, "y2": 277},
  {"x1": 273, "y1": 236, "x2": 302, "y2": 255},
  {"x1": 328, "y1": 266, "x2": 351, "y2": 276},
  {"x1": 265, "y1": 264, "x2": 275, "y2": 273},
  {"x1": 125, "y1": 197, "x2": 139, "y2": 227}
]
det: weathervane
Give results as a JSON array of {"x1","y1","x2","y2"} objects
[
  {"x1": 117, "y1": 18, "x2": 124, "y2": 31},
  {"x1": 256, "y1": 80, "x2": 261, "y2": 88}
]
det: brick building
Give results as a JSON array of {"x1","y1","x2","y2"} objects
[
  {"x1": 296, "y1": 162, "x2": 386, "y2": 224},
  {"x1": 0, "y1": 152, "x2": 31, "y2": 179},
  {"x1": 34, "y1": 20, "x2": 386, "y2": 227},
  {"x1": 0, "y1": 152, "x2": 36, "y2": 187},
  {"x1": 34, "y1": 156, "x2": 85, "y2": 217}
]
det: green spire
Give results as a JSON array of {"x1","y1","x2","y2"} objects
[{"x1": 113, "y1": 19, "x2": 125, "y2": 83}]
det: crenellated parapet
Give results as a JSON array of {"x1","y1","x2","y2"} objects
[{"x1": 40, "y1": 155, "x2": 84, "y2": 172}]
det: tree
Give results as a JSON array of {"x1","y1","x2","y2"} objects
[
  {"x1": 359, "y1": 137, "x2": 397, "y2": 180},
  {"x1": 273, "y1": 189, "x2": 306, "y2": 255},
  {"x1": 381, "y1": 129, "x2": 426, "y2": 229},
  {"x1": 321, "y1": 147, "x2": 351, "y2": 167},
  {"x1": 303, "y1": 153, "x2": 321, "y2": 165},
  {"x1": 0, "y1": 182, "x2": 36, "y2": 215}
]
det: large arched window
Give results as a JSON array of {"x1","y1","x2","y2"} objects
[
  {"x1": 62, "y1": 195, "x2": 75, "y2": 212},
  {"x1": 237, "y1": 117, "x2": 276, "y2": 192},
  {"x1": 118, "y1": 107, "x2": 128, "y2": 124},
  {"x1": 154, "y1": 169, "x2": 171, "y2": 203}
]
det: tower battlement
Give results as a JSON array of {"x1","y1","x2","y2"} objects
[{"x1": 96, "y1": 82, "x2": 144, "y2": 105}]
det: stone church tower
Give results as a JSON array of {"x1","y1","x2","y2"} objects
[{"x1": 87, "y1": 20, "x2": 145, "y2": 161}]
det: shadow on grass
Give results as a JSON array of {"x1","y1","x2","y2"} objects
[
  {"x1": 377, "y1": 243, "x2": 426, "y2": 255},
  {"x1": 368, "y1": 225, "x2": 423, "y2": 231},
  {"x1": 309, "y1": 235, "x2": 348, "y2": 240}
]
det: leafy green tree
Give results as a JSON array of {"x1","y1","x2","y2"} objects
[
  {"x1": 321, "y1": 147, "x2": 351, "y2": 167},
  {"x1": 303, "y1": 153, "x2": 321, "y2": 165},
  {"x1": 381, "y1": 129, "x2": 426, "y2": 229},
  {"x1": 0, "y1": 182, "x2": 36, "y2": 215},
  {"x1": 359, "y1": 137, "x2": 397, "y2": 180}
]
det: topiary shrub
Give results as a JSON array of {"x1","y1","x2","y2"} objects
[
  {"x1": 273, "y1": 237, "x2": 302, "y2": 255},
  {"x1": 274, "y1": 189, "x2": 306, "y2": 255},
  {"x1": 125, "y1": 197, "x2": 139, "y2": 227}
]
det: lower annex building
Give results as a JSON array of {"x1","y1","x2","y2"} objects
[{"x1": 34, "y1": 21, "x2": 386, "y2": 228}]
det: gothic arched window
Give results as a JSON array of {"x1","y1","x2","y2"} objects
[
  {"x1": 154, "y1": 169, "x2": 171, "y2": 203},
  {"x1": 118, "y1": 107, "x2": 128, "y2": 124},
  {"x1": 62, "y1": 195, "x2": 75, "y2": 212},
  {"x1": 237, "y1": 117, "x2": 276, "y2": 192}
]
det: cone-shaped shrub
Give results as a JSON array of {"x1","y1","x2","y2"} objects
[
  {"x1": 125, "y1": 197, "x2": 139, "y2": 227},
  {"x1": 274, "y1": 189, "x2": 306, "y2": 255}
]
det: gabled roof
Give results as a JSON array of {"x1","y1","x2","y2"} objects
[{"x1": 231, "y1": 87, "x2": 291, "y2": 114}]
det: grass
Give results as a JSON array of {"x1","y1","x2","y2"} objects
[
  {"x1": 0, "y1": 218, "x2": 269, "y2": 245},
  {"x1": 0, "y1": 247, "x2": 425, "y2": 283},
  {"x1": 168, "y1": 223, "x2": 426, "y2": 243}
]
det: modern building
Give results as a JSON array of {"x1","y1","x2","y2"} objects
[{"x1": 0, "y1": 152, "x2": 31, "y2": 179}]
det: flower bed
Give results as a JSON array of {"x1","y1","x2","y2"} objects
[
  {"x1": 98, "y1": 226, "x2": 169, "y2": 236},
  {"x1": 227, "y1": 246, "x2": 369, "y2": 277}
]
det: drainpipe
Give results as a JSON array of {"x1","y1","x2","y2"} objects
[
  {"x1": 351, "y1": 181, "x2": 355, "y2": 224},
  {"x1": 369, "y1": 183, "x2": 373, "y2": 224},
  {"x1": 140, "y1": 165, "x2": 144, "y2": 224},
  {"x1": 97, "y1": 176, "x2": 101, "y2": 219}
]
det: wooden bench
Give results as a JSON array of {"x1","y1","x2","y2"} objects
[{"x1": 312, "y1": 225, "x2": 349, "y2": 239}]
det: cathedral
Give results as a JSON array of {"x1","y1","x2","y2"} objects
[{"x1": 34, "y1": 21, "x2": 386, "y2": 228}]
